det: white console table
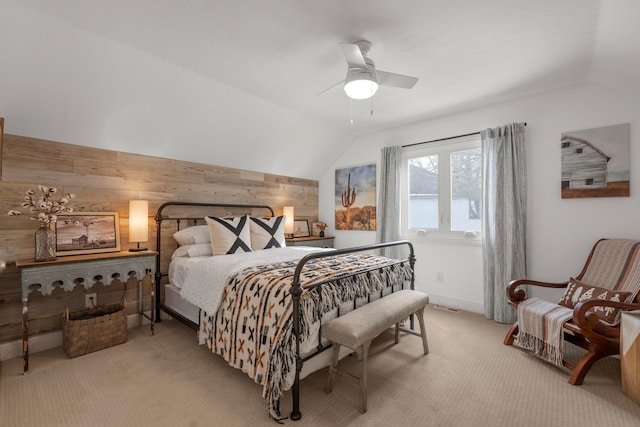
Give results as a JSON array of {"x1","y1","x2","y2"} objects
[{"x1": 16, "y1": 251, "x2": 156, "y2": 373}]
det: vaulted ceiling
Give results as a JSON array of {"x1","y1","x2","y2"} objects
[{"x1": 3, "y1": 0, "x2": 640, "y2": 179}]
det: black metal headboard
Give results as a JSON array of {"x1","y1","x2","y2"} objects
[{"x1": 153, "y1": 201, "x2": 275, "y2": 322}]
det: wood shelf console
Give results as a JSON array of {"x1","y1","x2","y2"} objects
[
  {"x1": 285, "y1": 236, "x2": 335, "y2": 248},
  {"x1": 16, "y1": 251, "x2": 156, "y2": 374}
]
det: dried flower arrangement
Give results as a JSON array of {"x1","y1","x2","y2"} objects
[{"x1": 8, "y1": 185, "x2": 76, "y2": 226}]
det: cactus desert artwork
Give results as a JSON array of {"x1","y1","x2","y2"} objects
[{"x1": 335, "y1": 164, "x2": 376, "y2": 231}]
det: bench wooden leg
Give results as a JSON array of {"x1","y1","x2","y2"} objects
[
  {"x1": 325, "y1": 340, "x2": 371, "y2": 413},
  {"x1": 325, "y1": 342, "x2": 341, "y2": 393},
  {"x1": 415, "y1": 308, "x2": 429, "y2": 354},
  {"x1": 355, "y1": 340, "x2": 372, "y2": 414},
  {"x1": 394, "y1": 322, "x2": 400, "y2": 344}
]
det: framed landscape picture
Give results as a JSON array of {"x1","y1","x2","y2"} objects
[
  {"x1": 335, "y1": 164, "x2": 377, "y2": 230},
  {"x1": 561, "y1": 123, "x2": 630, "y2": 198},
  {"x1": 293, "y1": 219, "x2": 310, "y2": 238},
  {"x1": 55, "y1": 212, "x2": 121, "y2": 256}
]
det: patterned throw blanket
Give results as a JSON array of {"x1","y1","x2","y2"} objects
[
  {"x1": 516, "y1": 297, "x2": 573, "y2": 367},
  {"x1": 198, "y1": 253, "x2": 412, "y2": 418}
]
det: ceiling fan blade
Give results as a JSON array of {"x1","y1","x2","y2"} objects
[
  {"x1": 377, "y1": 70, "x2": 419, "y2": 89},
  {"x1": 317, "y1": 78, "x2": 345, "y2": 96},
  {"x1": 340, "y1": 43, "x2": 367, "y2": 68}
]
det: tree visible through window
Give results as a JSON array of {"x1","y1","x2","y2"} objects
[
  {"x1": 408, "y1": 155, "x2": 438, "y2": 229},
  {"x1": 451, "y1": 148, "x2": 482, "y2": 231}
]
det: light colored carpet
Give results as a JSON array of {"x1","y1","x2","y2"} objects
[{"x1": 2, "y1": 305, "x2": 639, "y2": 427}]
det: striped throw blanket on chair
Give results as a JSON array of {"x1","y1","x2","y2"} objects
[{"x1": 516, "y1": 297, "x2": 573, "y2": 367}]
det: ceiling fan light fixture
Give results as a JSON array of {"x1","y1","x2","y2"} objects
[{"x1": 344, "y1": 71, "x2": 378, "y2": 100}]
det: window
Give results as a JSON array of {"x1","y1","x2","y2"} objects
[{"x1": 401, "y1": 135, "x2": 482, "y2": 238}]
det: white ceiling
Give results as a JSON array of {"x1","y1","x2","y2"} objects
[{"x1": 15, "y1": 0, "x2": 640, "y2": 135}]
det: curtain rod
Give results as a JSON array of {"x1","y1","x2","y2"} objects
[{"x1": 402, "y1": 122, "x2": 527, "y2": 149}]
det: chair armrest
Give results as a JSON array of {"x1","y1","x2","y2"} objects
[
  {"x1": 573, "y1": 299, "x2": 640, "y2": 338},
  {"x1": 506, "y1": 278, "x2": 569, "y2": 306}
]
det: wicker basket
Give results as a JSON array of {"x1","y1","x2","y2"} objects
[{"x1": 63, "y1": 301, "x2": 127, "y2": 358}]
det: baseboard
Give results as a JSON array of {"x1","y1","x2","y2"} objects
[
  {"x1": 0, "y1": 312, "x2": 152, "y2": 362},
  {"x1": 427, "y1": 295, "x2": 483, "y2": 314}
]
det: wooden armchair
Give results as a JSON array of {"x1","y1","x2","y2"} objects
[{"x1": 504, "y1": 238, "x2": 640, "y2": 385}]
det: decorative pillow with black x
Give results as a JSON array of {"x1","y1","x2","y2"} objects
[
  {"x1": 249, "y1": 216, "x2": 286, "y2": 250},
  {"x1": 205, "y1": 215, "x2": 253, "y2": 255}
]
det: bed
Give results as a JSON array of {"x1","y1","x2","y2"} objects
[{"x1": 153, "y1": 201, "x2": 417, "y2": 420}]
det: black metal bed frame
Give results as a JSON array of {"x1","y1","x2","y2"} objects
[
  {"x1": 153, "y1": 201, "x2": 416, "y2": 421},
  {"x1": 154, "y1": 201, "x2": 276, "y2": 327}
]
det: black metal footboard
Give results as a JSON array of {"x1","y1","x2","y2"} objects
[{"x1": 289, "y1": 240, "x2": 415, "y2": 421}]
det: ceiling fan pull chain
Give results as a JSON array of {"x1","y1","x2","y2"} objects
[
  {"x1": 350, "y1": 98, "x2": 354, "y2": 125},
  {"x1": 370, "y1": 95, "x2": 374, "y2": 117}
]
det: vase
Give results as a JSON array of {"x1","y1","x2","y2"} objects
[
  {"x1": 319, "y1": 231, "x2": 325, "y2": 237},
  {"x1": 35, "y1": 224, "x2": 57, "y2": 262}
]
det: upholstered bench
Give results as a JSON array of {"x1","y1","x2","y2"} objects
[{"x1": 322, "y1": 289, "x2": 430, "y2": 413}]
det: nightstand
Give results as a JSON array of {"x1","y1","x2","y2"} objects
[
  {"x1": 16, "y1": 250, "x2": 156, "y2": 373},
  {"x1": 286, "y1": 236, "x2": 334, "y2": 248}
]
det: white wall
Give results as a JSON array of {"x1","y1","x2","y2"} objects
[
  {"x1": 0, "y1": 2, "x2": 346, "y2": 180},
  {"x1": 320, "y1": 83, "x2": 640, "y2": 314}
]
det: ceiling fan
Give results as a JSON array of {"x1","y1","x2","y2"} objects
[{"x1": 321, "y1": 40, "x2": 419, "y2": 100}]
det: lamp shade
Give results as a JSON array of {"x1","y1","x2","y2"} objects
[
  {"x1": 129, "y1": 200, "x2": 149, "y2": 244},
  {"x1": 344, "y1": 71, "x2": 378, "y2": 100},
  {"x1": 283, "y1": 206, "x2": 294, "y2": 237}
]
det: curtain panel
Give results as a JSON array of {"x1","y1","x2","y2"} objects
[
  {"x1": 376, "y1": 145, "x2": 402, "y2": 259},
  {"x1": 481, "y1": 122, "x2": 527, "y2": 323}
]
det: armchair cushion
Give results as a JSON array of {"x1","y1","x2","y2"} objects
[{"x1": 559, "y1": 277, "x2": 633, "y2": 325}]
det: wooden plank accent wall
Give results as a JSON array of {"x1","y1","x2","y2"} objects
[{"x1": 0, "y1": 133, "x2": 319, "y2": 343}]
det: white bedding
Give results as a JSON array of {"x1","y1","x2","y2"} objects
[
  {"x1": 167, "y1": 245, "x2": 406, "y2": 385},
  {"x1": 169, "y1": 246, "x2": 331, "y2": 315}
]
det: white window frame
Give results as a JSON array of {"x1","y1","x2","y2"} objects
[{"x1": 400, "y1": 134, "x2": 482, "y2": 242}]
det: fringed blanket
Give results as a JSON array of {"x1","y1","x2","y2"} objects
[
  {"x1": 198, "y1": 253, "x2": 412, "y2": 419},
  {"x1": 516, "y1": 297, "x2": 573, "y2": 367}
]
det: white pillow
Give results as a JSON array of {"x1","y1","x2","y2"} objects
[
  {"x1": 205, "y1": 215, "x2": 253, "y2": 255},
  {"x1": 171, "y1": 243, "x2": 214, "y2": 259},
  {"x1": 173, "y1": 225, "x2": 210, "y2": 245},
  {"x1": 249, "y1": 216, "x2": 286, "y2": 250}
]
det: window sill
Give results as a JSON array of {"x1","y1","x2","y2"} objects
[{"x1": 401, "y1": 231, "x2": 482, "y2": 246}]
